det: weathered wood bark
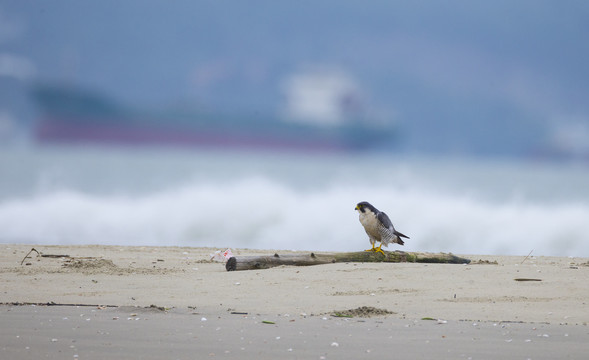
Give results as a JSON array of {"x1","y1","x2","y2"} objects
[{"x1": 225, "y1": 250, "x2": 470, "y2": 271}]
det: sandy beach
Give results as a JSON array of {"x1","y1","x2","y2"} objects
[{"x1": 1, "y1": 244, "x2": 588, "y2": 359}]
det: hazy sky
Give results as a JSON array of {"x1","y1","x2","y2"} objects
[{"x1": 1, "y1": 0, "x2": 588, "y2": 156}]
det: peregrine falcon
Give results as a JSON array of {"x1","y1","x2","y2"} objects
[{"x1": 355, "y1": 201, "x2": 409, "y2": 255}]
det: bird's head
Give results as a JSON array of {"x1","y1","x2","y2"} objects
[{"x1": 355, "y1": 201, "x2": 375, "y2": 214}]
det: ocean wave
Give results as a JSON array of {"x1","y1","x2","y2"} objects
[{"x1": 1, "y1": 176, "x2": 588, "y2": 257}]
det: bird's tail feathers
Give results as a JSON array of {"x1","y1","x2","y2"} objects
[{"x1": 395, "y1": 230, "x2": 410, "y2": 239}]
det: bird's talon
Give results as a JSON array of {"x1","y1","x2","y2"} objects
[{"x1": 375, "y1": 244, "x2": 386, "y2": 256}]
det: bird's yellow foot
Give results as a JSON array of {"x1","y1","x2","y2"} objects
[
  {"x1": 375, "y1": 245, "x2": 386, "y2": 256},
  {"x1": 365, "y1": 243, "x2": 377, "y2": 252}
]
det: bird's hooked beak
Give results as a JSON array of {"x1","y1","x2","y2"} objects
[{"x1": 354, "y1": 205, "x2": 360, "y2": 211}]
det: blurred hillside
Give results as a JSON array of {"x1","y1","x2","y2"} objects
[{"x1": 1, "y1": 0, "x2": 588, "y2": 158}]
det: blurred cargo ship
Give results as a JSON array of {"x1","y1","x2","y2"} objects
[{"x1": 31, "y1": 76, "x2": 396, "y2": 152}]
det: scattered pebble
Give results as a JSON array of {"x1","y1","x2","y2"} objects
[
  {"x1": 51, "y1": 338, "x2": 58, "y2": 342},
  {"x1": 201, "y1": 317, "x2": 207, "y2": 322},
  {"x1": 331, "y1": 342, "x2": 339, "y2": 347}
]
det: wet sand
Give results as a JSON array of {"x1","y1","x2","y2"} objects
[
  {"x1": 2, "y1": 305, "x2": 587, "y2": 359},
  {"x1": 1, "y1": 244, "x2": 588, "y2": 358}
]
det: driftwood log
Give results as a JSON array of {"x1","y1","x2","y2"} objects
[{"x1": 226, "y1": 250, "x2": 470, "y2": 271}]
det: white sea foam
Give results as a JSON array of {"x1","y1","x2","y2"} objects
[{"x1": 1, "y1": 173, "x2": 589, "y2": 257}]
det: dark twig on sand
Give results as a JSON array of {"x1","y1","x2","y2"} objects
[
  {"x1": 20, "y1": 247, "x2": 70, "y2": 266},
  {"x1": 20, "y1": 248, "x2": 40, "y2": 265},
  {"x1": 2, "y1": 301, "x2": 118, "y2": 307},
  {"x1": 514, "y1": 278, "x2": 542, "y2": 282},
  {"x1": 521, "y1": 249, "x2": 534, "y2": 264}
]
